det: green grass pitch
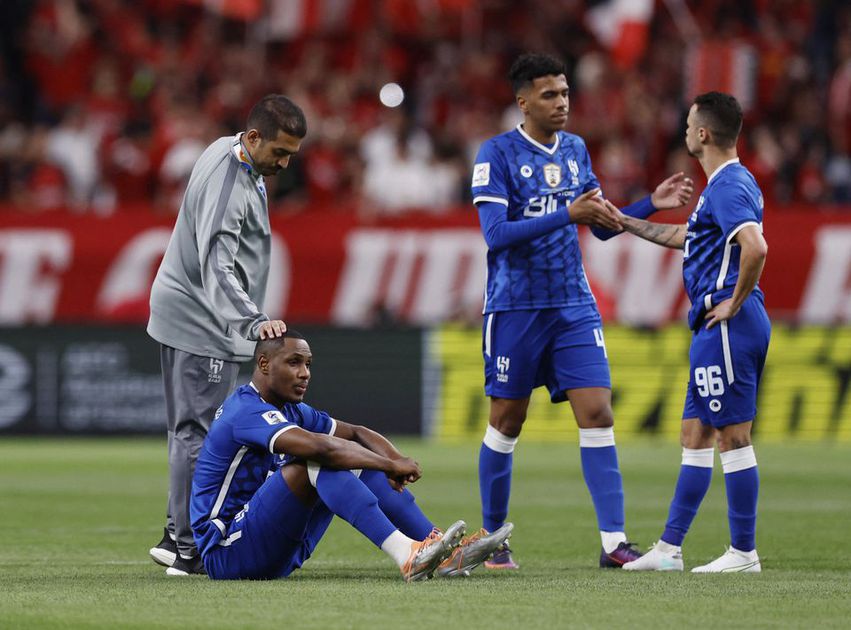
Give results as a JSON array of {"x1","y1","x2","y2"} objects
[{"x1": 1, "y1": 438, "x2": 849, "y2": 629}]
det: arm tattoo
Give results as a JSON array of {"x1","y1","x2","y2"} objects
[{"x1": 621, "y1": 216, "x2": 686, "y2": 249}]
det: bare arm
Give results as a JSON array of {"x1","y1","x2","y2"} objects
[
  {"x1": 620, "y1": 215, "x2": 687, "y2": 249},
  {"x1": 333, "y1": 421, "x2": 404, "y2": 460},
  {"x1": 705, "y1": 225, "x2": 768, "y2": 328},
  {"x1": 273, "y1": 427, "x2": 419, "y2": 482}
]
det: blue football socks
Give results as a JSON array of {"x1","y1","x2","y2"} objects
[
  {"x1": 579, "y1": 428, "x2": 625, "y2": 534},
  {"x1": 312, "y1": 467, "x2": 397, "y2": 548},
  {"x1": 721, "y1": 446, "x2": 759, "y2": 552},
  {"x1": 479, "y1": 426, "x2": 517, "y2": 532},
  {"x1": 661, "y1": 448, "x2": 714, "y2": 546},
  {"x1": 360, "y1": 468, "x2": 434, "y2": 540}
]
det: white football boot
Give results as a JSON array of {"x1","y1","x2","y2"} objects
[
  {"x1": 691, "y1": 546, "x2": 761, "y2": 573},
  {"x1": 622, "y1": 541, "x2": 684, "y2": 571}
]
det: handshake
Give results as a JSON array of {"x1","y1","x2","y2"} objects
[
  {"x1": 569, "y1": 173, "x2": 695, "y2": 231},
  {"x1": 568, "y1": 188, "x2": 623, "y2": 232}
]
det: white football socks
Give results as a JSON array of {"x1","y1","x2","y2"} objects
[
  {"x1": 381, "y1": 530, "x2": 417, "y2": 567},
  {"x1": 601, "y1": 531, "x2": 627, "y2": 554}
]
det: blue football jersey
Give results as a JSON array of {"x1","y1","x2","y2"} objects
[
  {"x1": 472, "y1": 125, "x2": 600, "y2": 313},
  {"x1": 683, "y1": 159, "x2": 765, "y2": 330},
  {"x1": 190, "y1": 383, "x2": 335, "y2": 556}
]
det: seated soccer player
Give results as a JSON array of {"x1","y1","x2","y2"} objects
[{"x1": 187, "y1": 330, "x2": 513, "y2": 581}]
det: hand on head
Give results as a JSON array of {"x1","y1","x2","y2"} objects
[{"x1": 259, "y1": 320, "x2": 287, "y2": 340}]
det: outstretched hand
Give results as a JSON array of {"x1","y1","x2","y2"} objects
[
  {"x1": 650, "y1": 172, "x2": 694, "y2": 210},
  {"x1": 569, "y1": 188, "x2": 622, "y2": 231}
]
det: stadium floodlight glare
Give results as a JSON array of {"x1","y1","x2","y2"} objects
[{"x1": 379, "y1": 82, "x2": 404, "y2": 108}]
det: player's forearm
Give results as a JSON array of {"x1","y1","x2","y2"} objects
[
  {"x1": 311, "y1": 434, "x2": 398, "y2": 473},
  {"x1": 729, "y1": 240, "x2": 767, "y2": 312},
  {"x1": 350, "y1": 425, "x2": 403, "y2": 460},
  {"x1": 478, "y1": 201, "x2": 569, "y2": 251},
  {"x1": 620, "y1": 216, "x2": 686, "y2": 249},
  {"x1": 591, "y1": 196, "x2": 656, "y2": 241}
]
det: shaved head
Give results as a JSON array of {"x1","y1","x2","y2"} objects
[{"x1": 253, "y1": 329, "x2": 306, "y2": 364}]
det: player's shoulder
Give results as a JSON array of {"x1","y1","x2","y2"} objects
[
  {"x1": 711, "y1": 162, "x2": 762, "y2": 200},
  {"x1": 478, "y1": 129, "x2": 517, "y2": 154},
  {"x1": 557, "y1": 130, "x2": 588, "y2": 149},
  {"x1": 223, "y1": 384, "x2": 279, "y2": 421}
]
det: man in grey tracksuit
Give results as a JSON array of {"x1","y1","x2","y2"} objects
[{"x1": 146, "y1": 95, "x2": 306, "y2": 575}]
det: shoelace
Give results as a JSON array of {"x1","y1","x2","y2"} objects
[{"x1": 459, "y1": 528, "x2": 486, "y2": 546}]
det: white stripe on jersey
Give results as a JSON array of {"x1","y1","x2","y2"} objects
[
  {"x1": 218, "y1": 530, "x2": 243, "y2": 547},
  {"x1": 720, "y1": 321, "x2": 735, "y2": 384},
  {"x1": 515, "y1": 124, "x2": 560, "y2": 155},
  {"x1": 473, "y1": 195, "x2": 509, "y2": 206},
  {"x1": 267, "y1": 423, "x2": 298, "y2": 453},
  {"x1": 484, "y1": 313, "x2": 494, "y2": 357},
  {"x1": 716, "y1": 221, "x2": 761, "y2": 291},
  {"x1": 210, "y1": 445, "x2": 248, "y2": 523}
]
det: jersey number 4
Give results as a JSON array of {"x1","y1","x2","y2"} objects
[{"x1": 694, "y1": 365, "x2": 725, "y2": 397}]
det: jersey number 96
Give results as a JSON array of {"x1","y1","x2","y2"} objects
[{"x1": 694, "y1": 365, "x2": 725, "y2": 397}]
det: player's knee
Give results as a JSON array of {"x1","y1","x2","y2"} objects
[
  {"x1": 714, "y1": 426, "x2": 753, "y2": 452},
  {"x1": 680, "y1": 425, "x2": 713, "y2": 449},
  {"x1": 280, "y1": 463, "x2": 318, "y2": 505},
  {"x1": 577, "y1": 404, "x2": 614, "y2": 428}
]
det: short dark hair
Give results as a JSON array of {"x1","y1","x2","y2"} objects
[
  {"x1": 246, "y1": 95, "x2": 307, "y2": 140},
  {"x1": 508, "y1": 53, "x2": 567, "y2": 94},
  {"x1": 253, "y1": 329, "x2": 307, "y2": 363},
  {"x1": 693, "y1": 92, "x2": 742, "y2": 149}
]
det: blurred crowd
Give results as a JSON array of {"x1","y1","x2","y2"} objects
[{"x1": 0, "y1": 0, "x2": 850, "y2": 216}]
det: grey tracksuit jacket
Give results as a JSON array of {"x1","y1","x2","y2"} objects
[{"x1": 148, "y1": 134, "x2": 272, "y2": 362}]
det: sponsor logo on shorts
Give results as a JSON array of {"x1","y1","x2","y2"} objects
[
  {"x1": 709, "y1": 399, "x2": 722, "y2": 412},
  {"x1": 496, "y1": 355, "x2": 510, "y2": 383}
]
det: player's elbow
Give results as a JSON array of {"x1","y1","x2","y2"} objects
[
  {"x1": 482, "y1": 230, "x2": 503, "y2": 251},
  {"x1": 746, "y1": 238, "x2": 768, "y2": 261}
]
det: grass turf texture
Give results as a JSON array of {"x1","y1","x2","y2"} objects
[{"x1": 1, "y1": 439, "x2": 849, "y2": 629}]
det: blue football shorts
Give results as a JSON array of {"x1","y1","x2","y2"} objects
[
  {"x1": 682, "y1": 296, "x2": 771, "y2": 427},
  {"x1": 482, "y1": 304, "x2": 611, "y2": 403},
  {"x1": 202, "y1": 469, "x2": 333, "y2": 580}
]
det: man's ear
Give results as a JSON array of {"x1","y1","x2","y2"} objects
[
  {"x1": 257, "y1": 354, "x2": 269, "y2": 374},
  {"x1": 516, "y1": 94, "x2": 528, "y2": 115},
  {"x1": 245, "y1": 128, "x2": 261, "y2": 146}
]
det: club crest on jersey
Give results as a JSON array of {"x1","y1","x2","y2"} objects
[
  {"x1": 567, "y1": 159, "x2": 580, "y2": 186},
  {"x1": 543, "y1": 163, "x2": 562, "y2": 187}
]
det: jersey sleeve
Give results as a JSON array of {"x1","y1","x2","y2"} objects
[
  {"x1": 712, "y1": 183, "x2": 762, "y2": 242},
  {"x1": 232, "y1": 407, "x2": 300, "y2": 454},
  {"x1": 290, "y1": 403, "x2": 336, "y2": 435},
  {"x1": 471, "y1": 140, "x2": 510, "y2": 207},
  {"x1": 194, "y1": 160, "x2": 269, "y2": 341}
]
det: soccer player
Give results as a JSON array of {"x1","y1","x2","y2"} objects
[
  {"x1": 147, "y1": 95, "x2": 301, "y2": 575},
  {"x1": 471, "y1": 53, "x2": 694, "y2": 569},
  {"x1": 190, "y1": 331, "x2": 514, "y2": 581},
  {"x1": 619, "y1": 92, "x2": 769, "y2": 573}
]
